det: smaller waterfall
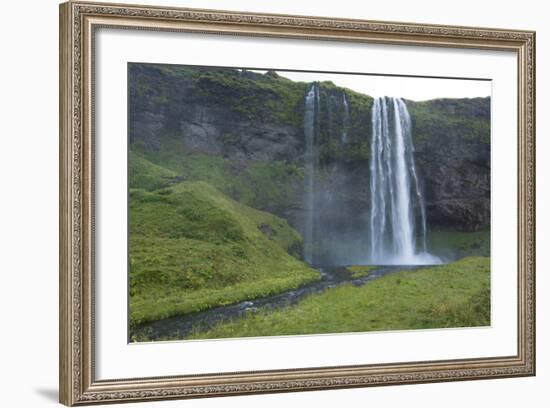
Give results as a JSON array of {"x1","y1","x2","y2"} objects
[
  {"x1": 342, "y1": 93, "x2": 350, "y2": 143},
  {"x1": 303, "y1": 84, "x2": 318, "y2": 264},
  {"x1": 369, "y1": 96, "x2": 440, "y2": 265}
]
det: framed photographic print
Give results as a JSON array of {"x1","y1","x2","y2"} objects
[{"x1": 59, "y1": 1, "x2": 536, "y2": 405}]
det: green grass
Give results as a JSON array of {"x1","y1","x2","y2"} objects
[
  {"x1": 129, "y1": 150, "x2": 178, "y2": 191},
  {"x1": 346, "y1": 265, "x2": 375, "y2": 278},
  {"x1": 129, "y1": 180, "x2": 320, "y2": 330},
  {"x1": 428, "y1": 230, "x2": 490, "y2": 259},
  {"x1": 187, "y1": 257, "x2": 490, "y2": 340}
]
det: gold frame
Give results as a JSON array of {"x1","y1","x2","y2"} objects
[{"x1": 59, "y1": 1, "x2": 536, "y2": 405}]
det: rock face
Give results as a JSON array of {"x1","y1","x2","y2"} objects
[
  {"x1": 178, "y1": 109, "x2": 302, "y2": 161},
  {"x1": 129, "y1": 64, "x2": 308, "y2": 162},
  {"x1": 408, "y1": 98, "x2": 490, "y2": 231},
  {"x1": 129, "y1": 63, "x2": 490, "y2": 241}
]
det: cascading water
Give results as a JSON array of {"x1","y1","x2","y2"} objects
[
  {"x1": 369, "y1": 96, "x2": 440, "y2": 265},
  {"x1": 303, "y1": 84, "x2": 318, "y2": 264},
  {"x1": 342, "y1": 93, "x2": 350, "y2": 143},
  {"x1": 396, "y1": 99, "x2": 428, "y2": 253}
]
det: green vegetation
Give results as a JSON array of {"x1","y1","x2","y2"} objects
[
  {"x1": 346, "y1": 265, "x2": 375, "y2": 278},
  {"x1": 129, "y1": 151, "x2": 178, "y2": 191},
  {"x1": 131, "y1": 64, "x2": 376, "y2": 167},
  {"x1": 127, "y1": 148, "x2": 319, "y2": 334},
  {"x1": 428, "y1": 230, "x2": 490, "y2": 259},
  {"x1": 407, "y1": 97, "x2": 491, "y2": 144},
  {"x1": 240, "y1": 160, "x2": 304, "y2": 215},
  {"x1": 187, "y1": 257, "x2": 490, "y2": 339},
  {"x1": 134, "y1": 135, "x2": 305, "y2": 216},
  {"x1": 133, "y1": 64, "x2": 310, "y2": 127},
  {"x1": 134, "y1": 134, "x2": 239, "y2": 191},
  {"x1": 129, "y1": 180, "x2": 320, "y2": 330}
]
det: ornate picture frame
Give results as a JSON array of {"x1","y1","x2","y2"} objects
[{"x1": 59, "y1": 1, "x2": 535, "y2": 405}]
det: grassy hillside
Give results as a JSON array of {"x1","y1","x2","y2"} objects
[
  {"x1": 133, "y1": 141, "x2": 305, "y2": 217},
  {"x1": 129, "y1": 151, "x2": 178, "y2": 191},
  {"x1": 188, "y1": 257, "x2": 490, "y2": 339},
  {"x1": 129, "y1": 173, "x2": 320, "y2": 330}
]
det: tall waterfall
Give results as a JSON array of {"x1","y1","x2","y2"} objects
[
  {"x1": 369, "y1": 97, "x2": 438, "y2": 265},
  {"x1": 303, "y1": 84, "x2": 318, "y2": 264}
]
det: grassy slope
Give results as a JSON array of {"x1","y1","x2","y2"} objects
[
  {"x1": 134, "y1": 137, "x2": 305, "y2": 217},
  {"x1": 189, "y1": 257, "x2": 490, "y2": 340},
  {"x1": 129, "y1": 175, "x2": 320, "y2": 329},
  {"x1": 129, "y1": 151, "x2": 178, "y2": 191}
]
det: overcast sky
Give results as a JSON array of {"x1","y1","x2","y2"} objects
[{"x1": 255, "y1": 70, "x2": 491, "y2": 102}]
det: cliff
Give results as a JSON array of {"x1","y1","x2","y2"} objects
[
  {"x1": 408, "y1": 98, "x2": 490, "y2": 231},
  {"x1": 129, "y1": 63, "x2": 490, "y2": 245}
]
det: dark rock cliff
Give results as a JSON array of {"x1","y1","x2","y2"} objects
[{"x1": 408, "y1": 98, "x2": 490, "y2": 231}]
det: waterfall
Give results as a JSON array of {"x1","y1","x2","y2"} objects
[
  {"x1": 395, "y1": 98, "x2": 428, "y2": 253},
  {"x1": 303, "y1": 84, "x2": 318, "y2": 264},
  {"x1": 342, "y1": 93, "x2": 350, "y2": 143},
  {"x1": 301, "y1": 87, "x2": 438, "y2": 266},
  {"x1": 369, "y1": 97, "x2": 439, "y2": 265}
]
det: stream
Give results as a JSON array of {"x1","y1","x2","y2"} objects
[{"x1": 131, "y1": 264, "x2": 427, "y2": 342}]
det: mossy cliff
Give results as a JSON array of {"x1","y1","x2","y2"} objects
[{"x1": 129, "y1": 63, "x2": 490, "y2": 246}]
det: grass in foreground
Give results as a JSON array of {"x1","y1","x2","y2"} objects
[
  {"x1": 187, "y1": 256, "x2": 490, "y2": 340},
  {"x1": 129, "y1": 180, "x2": 320, "y2": 330}
]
